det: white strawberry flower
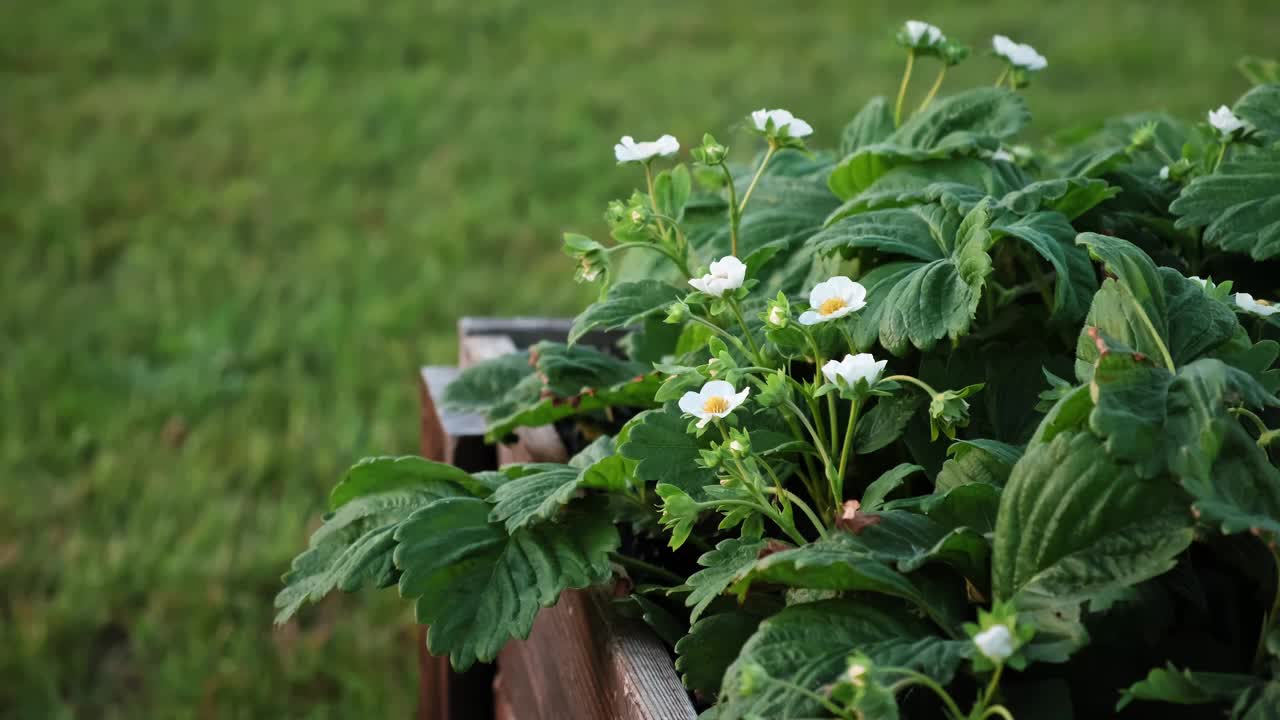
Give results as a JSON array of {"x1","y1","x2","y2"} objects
[
  {"x1": 767, "y1": 305, "x2": 786, "y2": 327},
  {"x1": 822, "y1": 353, "x2": 888, "y2": 388},
  {"x1": 688, "y1": 256, "x2": 747, "y2": 297},
  {"x1": 678, "y1": 380, "x2": 750, "y2": 428},
  {"x1": 1159, "y1": 165, "x2": 1170, "y2": 180},
  {"x1": 751, "y1": 109, "x2": 813, "y2": 138},
  {"x1": 1208, "y1": 106, "x2": 1246, "y2": 138},
  {"x1": 992, "y1": 148, "x2": 1015, "y2": 163},
  {"x1": 1187, "y1": 275, "x2": 1208, "y2": 287},
  {"x1": 798, "y1": 276, "x2": 867, "y2": 325},
  {"x1": 614, "y1": 134, "x2": 680, "y2": 163},
  {"x1": 903, "y1": 20, "x2": 944, "y2": 48},
  {"x1": 973, "y1": 624, "x2": 1015, "y2": 663},
  {"x1": 844, "y1": 662, "x2": 868, "y2": 687},
  {"x1": 992, "y1": 35, "x2": 1047, "y2": 71},
  {"x1": 1236, "y1": 293, "x2": 1279, "y2": 317}
]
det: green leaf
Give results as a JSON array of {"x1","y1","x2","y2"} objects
[
  {"x1": 487, "y1": 463, "x2": 582, "y2": 532},
  {"x1": 654, "y1": 164, "x2": 692, "y2": 222},
  {"x1": 815, "y1": 201, "x2": 995, "y2": 353},
  {"x1": 935, "y1": 439, "x2": 1022, "y2": 491},
  {"x1": 275, "y1": 457, "x2": 474, "y2": 623},
  {"x1": 569, "y1": 280, "x2": 685, "y2": 344},
  {"x1": 441, "y1": 350, "x2": 534, "y2": 415},
  {"x1": 1117, "y1": 663, "x2": 1258, "y2": 711},
  {"x1": 853, "y1": 510, "x2": 990, "y2": 582},
  {"x1": 1087, "y1": 348, "x2": 1173, "y2": 476},
  {"x1": 1182, "y1": 422, "x2": 1280, "y2": 539},
  {"x1": 685, "y1": 537, "x2": 768, "y2": 622},
  {"x1": 1074, "y1": 234, "x2": 1238, "y2": 379},
  {"x1": 718, "y1": 599, "x2": 969, "y2": 720},
  {"x1": 619, "y1": 404, "x2": 714, "y2": 497},
  {"x1": 329, "y1": 455, "x2": 485, "y2": 508},
  {"x1": 853, "y1": 390, "x2": 923, "y2": 454},
  {"x1": 825, "y1": 157, "x2": 1020, "y2": 223},
  {"x1": 998, "y1": 177, "x2": 1118, "y2": 220},
  {"x1": 861, "y1": 463, "x2": 922, "y2": 510},
  {"x1": 829, "y1": 88, "x2": 1030, "y2": 199},
  {"x1": 1234, "y1": 84, "x2": 1280, "y2": 140},
  {"x1": 992, "y1": 430, "x2": 1194, "y2": 609},
  {"x1": 1171, "y1": 154, "x2": 1280, "y2": 260},
  {"x1": 676, "y1": 611, "x2": 765, "y2": 701},
  {"x1": 394, "y1": 496, "x2": 619, "y2": 670},
  {"x1": 992, "y1": 211, "x2": 1098, "y2": 323},
  {"x1": 838, "y1": 96, "x2": 895, "y2": 157}
]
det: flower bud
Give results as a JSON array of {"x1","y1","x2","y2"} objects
[{"x1": 692, "y1": 133, "x2": 728, "y2": 165}]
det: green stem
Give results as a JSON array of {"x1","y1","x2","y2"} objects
[
  {"x1": 609, "y1": 552, "x2": 684, "y2": 586},
  {"x1": 688, "y1": 315, "x2": 753, "y2": 360},
  {"x1": 721, "y1": 164, "x2": 741, "y2": 257},
  {"x1": 974, "y1": 664, "x2": 1005, "y2": 717},
  {"x1": 1232, "y1": 407, "x2": 1271, "y2": 437},
  {"x1": 727, "y1": 298, "x2": 764, "y2": 364},
  {"x1": 1213, "y1": 141, "x2": 1229, "y2": 173},
  {"x1": 884, "y1": 668, "x2": 966, "y2": 720},
  {"x1": 756, "y1": 674, "x2": 848, "y2": 717},
  {"x1": 894, "y1": 50, "x2": 916, "y2": 127},
  {"x1": 994, "y1": 67, "x2": 1009, "y2": 88},
  {"x1": 643, "y1": 161, "x2": 670, "y2": 241},
  {"x1": 784, "y1": 400, "x2": 835, "y2": 469},
  {"x1": 836, "y1": 398, "x2": 861, "y2": 499},
  {"x1": 917, "y1": 65, "x2": 947, "y2": 113},
  {"x1": 883, "y1": 374, "x2": 942, "y2": 399},
  {"x1": 779, "y1": 487, "x2": 829, "y2": 535},
  {"x1": 980, "y1": 707, "x2": 1015, "y2": 720},
  {"x1": 738, "y1": 143, "x2": 777, "y2": 215},
  {"x1": 608, "y1": 242, "x2": 691, "y2": 278}
]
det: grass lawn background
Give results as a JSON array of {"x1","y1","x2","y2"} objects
[{"x1": 3, "y1": 1, "x2": 1278, "y2": 716}]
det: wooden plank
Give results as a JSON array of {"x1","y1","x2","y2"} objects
[{"x1": 495, "y1": 589, "x2": 696, "y2": 720}]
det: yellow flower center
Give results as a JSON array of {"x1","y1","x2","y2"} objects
[
  {"x1": 702, "y1": 396, "x2": 730, "y2": 414},
  {"x1": 819, "y1": 297, "x2": 847, "y2": 316},
  {"x1": 1259, "y1": 299, "x2": 1273, "y2": 307}
]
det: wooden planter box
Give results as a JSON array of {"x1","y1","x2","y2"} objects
[{"x1": 416, "y1": 318, "x2": 697, "y2": 720}]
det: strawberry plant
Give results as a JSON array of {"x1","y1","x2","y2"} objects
[{"x1": 278, "y1": 20, "x2": 1280, "y2": 719}]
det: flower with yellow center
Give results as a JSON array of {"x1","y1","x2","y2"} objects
[
  {"x1": 798, "y1": 276, "x2": 868, "y2": 325},
  {"x1": 1237, "y1": 293, "x2": 1279, "y2": 317},
  {"x1": 677, "y1": 380, "x2": 750, "y2": 428}
]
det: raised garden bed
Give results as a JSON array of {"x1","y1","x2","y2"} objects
[{"x1": 417, "y1": 318, "x2": 695, "y2": 720}]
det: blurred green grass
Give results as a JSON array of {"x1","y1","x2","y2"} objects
[{"x1": 2, "y1": 1, "x2": 1277, "y2": 716}]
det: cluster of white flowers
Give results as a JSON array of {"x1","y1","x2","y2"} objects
[
  {"x1": 992, "y1": 35, "x2": 1047, "y2": 71},
  {"x1": 751, "y1": 109, "x2": 813, "y2": 138},
  {"x1": 1237, "y1": 293, "x2": 1279, "y2": 317},
  {"x1": 613, "y1": 134, "x2": 680, "y2": 163},
  {"x1": 1208, "y1": 105, "x2": 1246, "y2": 138},
  {"x1": 688, "y1": 256, "x2": 747, "y2": 297}
]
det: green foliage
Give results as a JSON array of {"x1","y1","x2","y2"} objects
[
  {"x1": 1171, "y1": 154, "x2": 1280, "y2": 260},
  {"x1": 395, "y1": 496, "x2": 619, "y2": 670}
]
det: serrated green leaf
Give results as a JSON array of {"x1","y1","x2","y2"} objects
[
  {"x1": 838, "y1": 96, "x2": 895, "y2": 157},
  {"x1": 718, "y1": 599, "x2": 969, "y2": 720},
  {"x1": 816, "y1": 201, "x2": 995, "y2": 353},
  {"x1": 395, "y1": 496, "x2": 619, "y2": 670},
  {"x1": 677, "y1": 611, "x2": 766, "y2": 701},
  {"x1": 992, "y1": 431, "x2": 1194, "y2": 609},
  {"x1": 853, "y1": 510, "x2": 990, "y2": 582},
  {"x1": 487, "y1": 463, "x2": 581, "y2": 532},
  {"x1": 935, "y1": 439, "x2": 1022, "y2": 491},
  {"x1": 654, "y1": 164, "x2": 692, "y2": 222},
  {"x1": 569, "y1": 280, "x2": 685, "y2": 344},
  {"x1": 276, "y1": 457, "x2": 474, "y2": 623},
  {"x1": 825, "y1": 157, "x2": 1021, "y2": 223},
  {"x1": 829, "y1": 88, "x2": 1030, "y2": 199},
  {"x1": 993, "y1": 211, "x2": 1098, "y2": 323},
  {"x1": 619, "y1": 403, "x2": 715, "y2": 497},
  {"x1": 1183, "y1": 422, "x2": 1280, "y2": 539},
  {"x1": 998, "y1": 177, "x2": 1118, "y2": 220},
  {"x1": 1234, "y1": 84, "x2": 1280, "y2": 140},
  {"x1": 861, "y1": 463, "x2": 922, "y2": 511},
  {"x1": 1171, "y1": 154, "x2": 1280, "y2": 260},
  {"x1": 686, "y1": 537, "x2": 768, "y2": 622},
  {"x1": 853, "y1": 389, "x2": 922, "y2": 454},
  {"x1": 1117, "y1": 663, "x2": 1258, "y2": 711}
]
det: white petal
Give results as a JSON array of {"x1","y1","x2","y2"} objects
[
  {"x1": 730, "y1": 387, "x2": 750, "y2": 409},
  {"x1": 823, "y1": 305, "x2": 853, "y2": 321},
  {"x1": 688, "y1": 275, "x2": 713, "y2": 294},
  {"x1": 808, "y1": 277, "x2": 841, "y2": 308},
  {"x1": 678, "y1": 390, "x2": 704, "y2": 415},
  {"x1": 821, "y1": 359, "x2": 844, "y2": 384},
  {"x1": 842, "y1": 279, "x2": 868, "y2": 307},
  {"x1": 751, "y1": 109, "x2": 769, "y2": 131},
  {"x1": 974, "y1": 625, "x2": 1014, "y2": 662},
  {"x1": 655, "y1": 134, "x2": 680, "y2": 156},
  {"x1": 992, "y1": 35, "x2": 1015, "y2": 59},
  {"x1": 797, "y1": 310, "x2": 824, "y2": 326},
  {"x1": 701, "y1": 380, "x2": 737, "y2": 398},
  {"x1": 786, "y1": 117, "x2": 814, "y2": 138},
  {"x1": 696, "y1": 415, "x2": 713, "y2": 428},
  {"x1": 709, "y1": 255, "x2": 747, "y2": 288}
]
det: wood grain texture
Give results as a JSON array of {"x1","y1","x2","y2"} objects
[{"x1": 495, "y1": 589, "x2": 696, "y2": 720}]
